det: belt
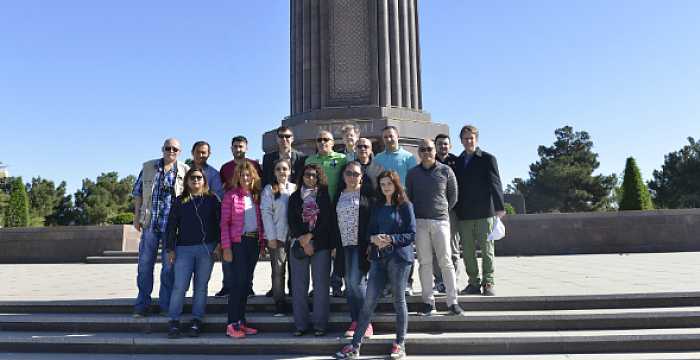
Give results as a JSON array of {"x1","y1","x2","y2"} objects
[{"x1": 243, "y1": 231, "x2": 258, "y2": 238}]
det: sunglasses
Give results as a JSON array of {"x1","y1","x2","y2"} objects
[
  {"x1": 303, "y1": 172, "x2": 318, "y2": 178},
  {"x1": 164, "y1": 146, "x2": 180, "y2": 153},
  {"x1": 189, "y1": 175, "x2": 203, "y2": 181},
  {"x1": 356, "y1": 144, "x2": 370, "y2": 150},
  {"x1": 344, "y1": 171, "x2": 362, "y2": 178},
  {"x1": 419, "y1": 147, "x2": 434, "y2": 152},
  {"x1": 278, "y1": 134, "x2": 293, "y2": 139},
  {"x1": 316, "y1": 138, "x2": 333, "y2": 143}
]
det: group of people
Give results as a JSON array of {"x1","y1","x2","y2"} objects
[{"x1": 131, "y1": 123, "x2": 505, "y2": 360}]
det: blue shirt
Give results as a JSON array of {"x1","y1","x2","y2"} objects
[
  {"x1": 374, "y1": 148, "x2": 418, "y2": 187},
  {"x1": 132, "y1": 159, "x2": 178, "y2": 234},
  {"x1": 201, "y1": 164, "x2": 224, "y2": 200}
]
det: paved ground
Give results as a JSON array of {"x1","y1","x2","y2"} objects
[
  {"x1": 2, "y1": 252, "x2": 699, "y2": 301},
  {"x1": 3, "y1": 354, "x2": 700, "y2": 360}
]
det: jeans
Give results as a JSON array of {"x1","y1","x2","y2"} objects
[
  {"x1": 289, "y1": 248, "x2": 331, "y2": 332},
  {"x1": 134, "y1": 230, "x2": 174, "y2": 313},
  {"x1": 168, "y1": 243, "x2": 216, "y2": 321},
  {"x1": 459, "y1": 217, "x2": 495, "y2": 286},
  {"x1": 226, "y1": 236, "x2": 260, "y2": 324},
  {"x1": 352, "y1": 255, "x2": 412, "y2": 348},
  {"x1": 330, "y1": 246, "x2": 344, "y2": 292},
  {"x1": 433, "y1": 210, "x2": 462, "y2": 284},
  {"x1": 343, "y1": 245, "x2": 367, "y2": 322},
  {"x1": 416, "y1": 219, "x2": 459, "y2": 306},
  {"x1": 269, "y1": 242, "x2": 288, "y2": 303}
]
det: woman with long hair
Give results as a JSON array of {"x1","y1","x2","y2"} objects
[
  {"x1": 334, "y1": 161, "x2": 374, "y2": 339},
  {"x1": 220, "y1": 160, "x2": 265, "y2": 339},
  {"x1": 165, "y1": 167, "x2": 221, "y2": 338},
  {"x1": 261, "y1": 158, "x2": 297, "y2": 316},
  {"x1": 287, "y1": 163, "x2": 339, "y2": 337},
  {"x1": 334, "y1": 170, "x2": 416, "y2": 360}
]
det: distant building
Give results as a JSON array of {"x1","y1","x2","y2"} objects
[{"x1": 0, "y1": 162, "x2": 8, "y2": 189}]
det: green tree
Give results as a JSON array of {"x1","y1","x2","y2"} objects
[
  {"x1": 26, "y1": 177, "x2": 67, "y2": 226},
  {"x1": 512, "y1": 126, "x2": 617, "y2": 213},
  {"x1": 74, "y1": 172, "x2": 136, "y2": 225},
  {"x1": 618, "y1": 157, "x2": 653, "y2": 210},
  {"x1": 648, "y1": 137, "x2": 700, "y2": 208},
  {"x1": 45, "y1": 193, "x2": 77, "y2": 226},
  {"x1": 4, "y1": 177, "x2": 29, "y2": 227}
]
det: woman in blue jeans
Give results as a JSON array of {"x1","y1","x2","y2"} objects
[
  {"x1": 333, "y1": 161, "x2": 374, "y2": 338},
  {"x1": 165, "y1": 167, "x2": 221, "y2": 338},
  {"x1": 334, "y1": 170, "x2": 416, "y2": 360}
]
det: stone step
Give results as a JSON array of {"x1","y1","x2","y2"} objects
[
  {"x1": 2, "y1": 307, "x2": 700, "y2": 333},
  {"x1": 102, "y1": 251, "x2": 138, "y2": 257},
  {"x1": 2, "y1": 292, "x2": 698, "y2": 314},
  {"x1": 85, "y1": 256, "x2": 148, "y2": 264},
  {"x1": 1, "y1": 328, "x2": 700, "y2": 355}
]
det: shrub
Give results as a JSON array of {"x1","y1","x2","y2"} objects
[
  {"x1": 108, "y1": 212, "x2": 134, "y2": 225},
  {"x1": 619, "y1": 157, "x2": 654, "y2": 211}
]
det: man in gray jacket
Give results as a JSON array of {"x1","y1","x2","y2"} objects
[{"x1": 405, "y1": 139, "x2": 465, "y2": 316}]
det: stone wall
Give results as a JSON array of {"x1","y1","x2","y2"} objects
[
  {"x1": 0, "y1": 225, "x2": 139, "y2": 263},
  {"x1": 497, "y1": 209, "x2": 700, "y2": 256}
]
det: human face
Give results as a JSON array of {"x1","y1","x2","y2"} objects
[
  {"x1": 231, "y1": 141, "x2": 247, "y2": 160},
  {"x1": 277, "y1": 130, "x2": 294, "y2": 152},
  {"x1": 187, "y1": 171, "x2": 205, "y2": 194},
  {"x1": 379, "y1": 176, "x2": 395, "y2": 200},
  {"x1": 274, "y1": 162, "x2": 290, "y2": 184},
  {"x1": 343, "y1": 129, "x2": 359, "y2": 151},
  {"x1": 316, "y1": 132, "x2": 334, "y2": 155},
  {"x1": 356, "y1": 138, "x2": 372, "y2": 162},
  {"x1": 162, "y1": 139, "x2": 181, "y2": 163},
  {"x1": 302, "y1": 169, "x2": 318, "y2": 188},
  {"x1": 382, "y1": 128, "x2": 399, "y2": 151},
  {"x1": 461, "y1": 131, "x2": 478, "y2": 154},
  {"x1": 343, "y1": 164, "x2": 362, "y2": 190},
  {"x1": 435, "y1": 137, "x2": 451, "y2": 158},
  {"x1": 192, "y1": 144, "x2": 210, "y2": 167},
  {"x1": 418, "y1": 141, "x2": 436, "y2": 165},
  {"x1": 240, "y1": 170, "x2": 253, "y2": 189}
]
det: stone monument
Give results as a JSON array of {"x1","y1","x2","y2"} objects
[{"x1": 263, "y1": 0, "x2": 447, "y2": 154}]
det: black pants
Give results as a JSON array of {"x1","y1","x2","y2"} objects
[{"x1": 226, "y1": 236, "x2": 260, "y2": 324}]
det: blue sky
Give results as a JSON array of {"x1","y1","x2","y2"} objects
[{"x1": 1, "y1": 1, "x2": 698, "y2": 194}]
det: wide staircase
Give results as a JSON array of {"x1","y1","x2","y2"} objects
[{"x1": 1, "y1": 291, "x2": 700, "y2": 357}]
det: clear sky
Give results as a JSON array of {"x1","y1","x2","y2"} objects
[{"x1": 1, "y1": 1, "x2": 698, "y2": 194}]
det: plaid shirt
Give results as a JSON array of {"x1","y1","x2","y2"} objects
[{"x1": 132, "y1": 159, "x2": 178, "y2": 233}]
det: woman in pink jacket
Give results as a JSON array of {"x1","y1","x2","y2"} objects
[{"x1": 220, "y1": 160, "x2": 265, "y2": 339}]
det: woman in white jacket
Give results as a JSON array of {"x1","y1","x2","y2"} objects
[{"x1": 261, "y1": 159, "x2": 297, "y2": 316}]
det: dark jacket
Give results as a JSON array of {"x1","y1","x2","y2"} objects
[
  {"x1": 165, "y1": 193, "x2": 221, "y2": 251},
  {"x1": 437, "y1": 153, "x2": 459, "y2": 172},
  {"x1": 333, "y1": 179, "x2": 374, "y2": 273},
  {"x1": 367, "y1": 202, "x2": 416, "y2": 264},
  {"x1": 453, "y1": 148, "x2": 505, "y2": 220},
  {"x1": 262, "y1": 149, "x2": 307, "y2": 188},
  {"x1": 287, "y1": 186, "x2": 340, "y2": 251}
]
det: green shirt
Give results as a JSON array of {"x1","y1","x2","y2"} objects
[{"x1": 305, "y1": 151, "x2": 347, "y2": 200}]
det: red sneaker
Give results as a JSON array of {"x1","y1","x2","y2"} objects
[
  {"x1": 240, "y1": 322, "x2": 258, "y2": 335},
  {"x1": 363, "y1": 323, "x2": 373, "y2": 338},
  {"x1": 226, "y1": 323, "x2": 245, "y2": 339},
  {"x1": 343, "y1": 321, "x2": 357, "y2": 338}
]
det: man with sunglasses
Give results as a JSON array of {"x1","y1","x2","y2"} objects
[
  {"x1": 261, "y1": 126, "x2": 306, "y2": 299},
  {"x1": 406, "y1": 139, "x2": 464, "y2": 316},
  {"x1": 305, "y1": 129, "x2": 347, "y2": 297},
  {"x1": 354, "y1": 138, "x2": 383, "y2": 193},
  {"x1": 132, "y1": 138, "x2": 190, "y2": 317}
]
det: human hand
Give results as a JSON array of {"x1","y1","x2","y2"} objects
[
  {"x1": 223, "y1": 248, "x2": 233, "y2": 263},
  {"x1": 496, "y1": 210, "x2": 506, "y2": 219},
  {"x1": 167, "y1": 250, "x2": 176, "y2": 265},
  {"x1": 212, "y1": 245, "x2": 222, "y2": 261},
  {"x1": 133, "y1": 218, "x2": 142, "y2": 232},
  {"x1": 303, "y1": 243, "x2": 315, "y2": 256},
  {"x1": 267, "y1": 239, "x2": 279, "y2": 249}
]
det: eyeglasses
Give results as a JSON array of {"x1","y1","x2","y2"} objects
[
  {"x1": 189, "y1": 175, "x2": 203, "y2": 181},
  {"x1": 316, "y1": 138, "x2": 332, "y2": 143},
  {"x1": 344, "y1": 171, "x2": 362, "y2": 178},
  {"x1": 164, "y1": 146, "x2": 180, "y2": 153},
  {"x1": 356, "y1": 144, "x2": 370, "y2": 150},
  {"x1": 278, "y1": 134, "x2": 293, "y2": 139},
  {"x1": 303, "y1": 172, "x2": 317, "y2": 178},
  {"x1": 419, "y1": 147, "x2": 434, "y2": 153}
]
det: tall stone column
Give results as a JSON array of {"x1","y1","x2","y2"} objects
[{"x1": 263, "y1": 0, "x2": 447, "y2": 154}]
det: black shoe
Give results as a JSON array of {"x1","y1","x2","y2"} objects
[
  {"x1": 248, "y1": 288, "x2": 256, "y2": 297},
  {"x1": 265, "y1": 289, "x2": 274, "y2": 297},
  {"x1": 314, "y1": 329, "x2": 326, "y2": 337},
  {"x1": 215, "y1": 288, "x2": 229, "y2": 297},
  {"x1": 448, "y1": 304, "x2": 465, "y2": 316},
  {"x1": 167, "y1": 320, "x2": 181, "y2": 339},
  {"x1": 417, "y1": 303, "x2": 434, "y2": 316},
  {"x1": 461, "y1": 284, "x2": 482, "y2": 295},
  {"x1": 273, "y1": 301, "x2": 286, "y2": 317},
  {"x1": 293, "y1": 329, "x2": 306, "y2": 336},
  {"x1": 435, "y1": 282, "x2": 446, "y2": 294},
  {"x1": 482, "y1": 283, "x2": 495, "y2": 296},
  {"x1": 188, "y1": 319, "x2": 202, "y2": 337},
  {"x1": 132, "y1": 309, "x2": 147, "y2": 318},
  {"x1": 332, "y1": 288, "x2": 344, "y2": 298}
]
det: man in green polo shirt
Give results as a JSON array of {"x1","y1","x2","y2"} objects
[{"x1": 305, "y1": 130, "x2": 347, "y2": 200}]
